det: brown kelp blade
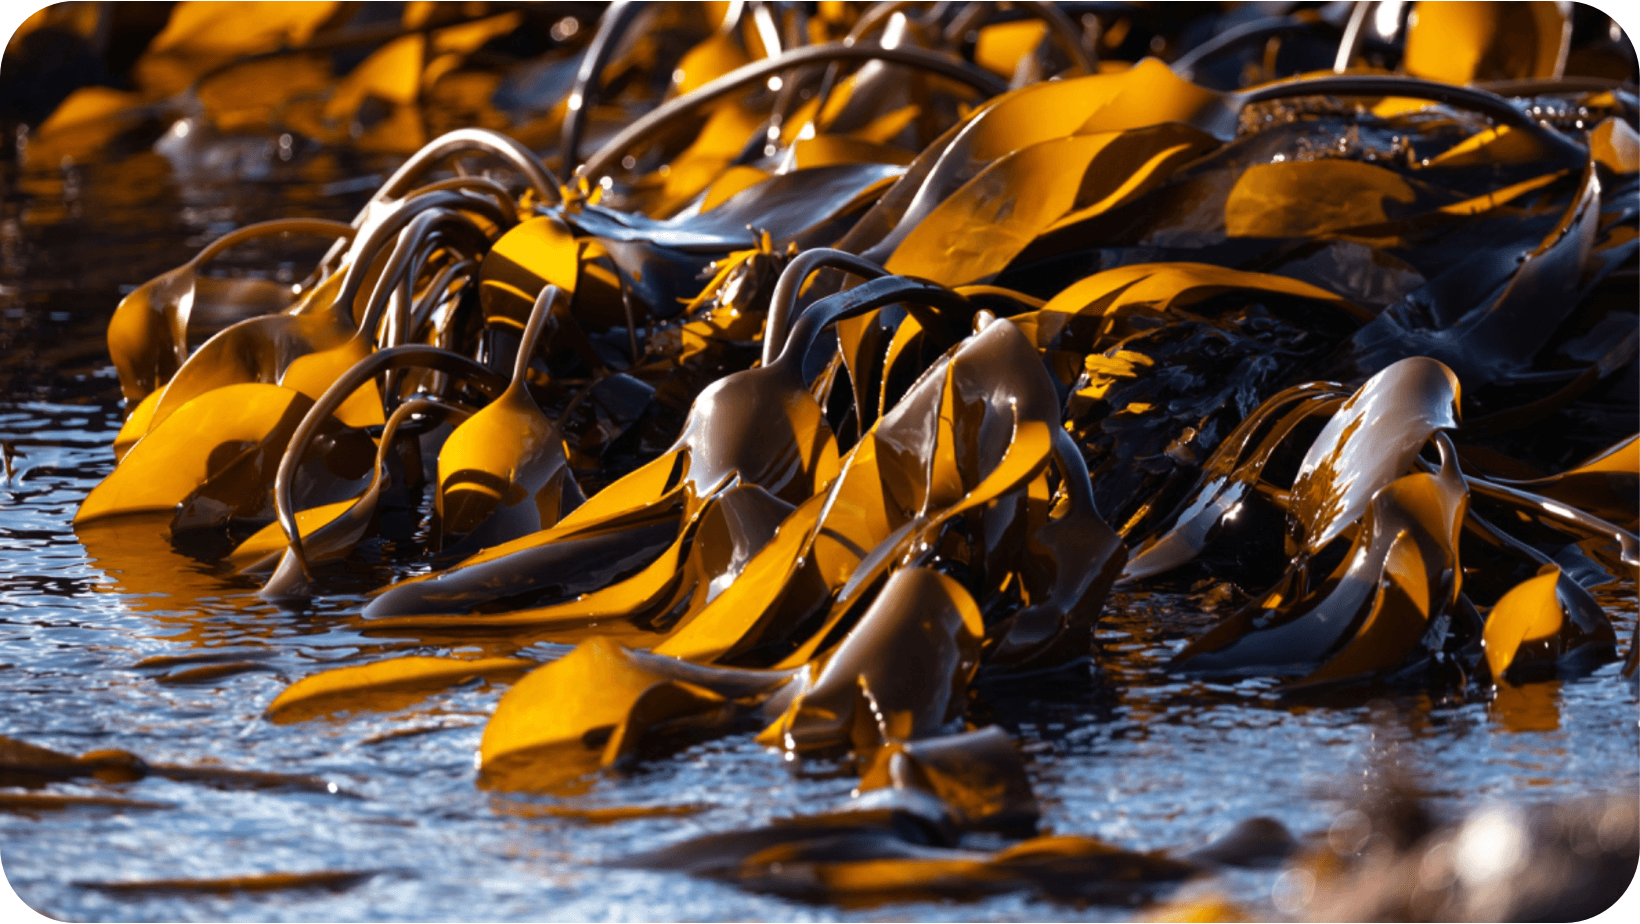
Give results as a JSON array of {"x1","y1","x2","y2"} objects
[
  {"x1": 1176, "y1": 433, "x2": 1469, "y2": 682},
  {"x1": 857, "y1": 726, "x2": 1039, "y2": 834},
  {"x1": 363, "y1": 273, "x2": 969, "y2": 620},
  {"x1": 146, "y1": 189, "x2": 508, "y2": 434},
  {"x1": 106, "y1": 218, "x2": 354, "y2": 405},
  {"x1": 624, "y1": 809, "x2": 1196, "y2": 907},
  {"x1": 1287, "y1": 356, "x2": 1461, "y2": 559},
  {"x1": 268, "y1": 343, "x2": 509, "y2": 582},
  {"x1": 2, "y1": 734, "x2": 337, "y2": 794},
  {"x1": 1122, "y1": 383, "x2": 1348, "y2": 581},
  {"x1": 759, "y1": 567, "x2": 983, "y2": 754},
  {"x1": 654, "y1": 312, "x2": 1114, "y2": 669},
  {"x1": 230, "y1": 396, "x2": 472, "y2": 579}
]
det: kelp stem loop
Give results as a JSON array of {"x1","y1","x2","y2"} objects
[
  {"x1": 763, "y1": 249, "x2": 890, "y2": 366},
  {"x1": 275, "y1": 346, "x2": 509, "y2": 579},
  {"x1": 581, "y1": 41, "x2": 1009, "y2": 183}
]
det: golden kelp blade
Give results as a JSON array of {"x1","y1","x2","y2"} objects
[
  {"x1": 1483, "y1": 567, "x2": 1567, "y2": 681},
  {"x1": 1496, "y1": 434, "x2": 1639, "y2": 530},
  {"x1": 1481, "y1": 564, "x2": 1616, "y2": 682},
  {"x1": 436, "y1": 286, "x2": 582, "y2": 547},
  {"x1": 478, "y1": 637, "x2": 794, "y2": 792},
  {"x1": 1401, "y1": 1, "x2": 1570, "y2": 85},
  {"x1": 76, "y1": 383, "x2": 319, "y2": 526},
  {"x1": 847, "y1": 58, "x2": 1225, "y2": 260},
  {"x1": 266, "y1": 656, "x2": 535, "y2": 724},
  {"x1": 477, "y1": 214, "x2": 579, "y2": 328}
]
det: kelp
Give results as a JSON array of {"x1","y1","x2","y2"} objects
[{"x1": 49, "y1": 1, "x2": 1640, "y2": 912}]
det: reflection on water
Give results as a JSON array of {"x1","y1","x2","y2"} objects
[
  {"x1": 1490, "y1": 681, "x2": 1563, "y2": 734},
  {"x1": 1, "y1": 128, "x2": 1637, "y2": 924}
]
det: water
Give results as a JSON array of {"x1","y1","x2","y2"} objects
[{"x1": 2, "y1": 144, "x2": 1636, "y2": 923}]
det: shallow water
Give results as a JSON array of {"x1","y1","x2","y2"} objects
[{"x1": 1, "y1": 145, "x2": 1636, "y2": 923}]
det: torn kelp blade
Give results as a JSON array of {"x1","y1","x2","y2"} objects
[
  {"x1": 437, "y1": 286, "x2": 583, "y2": 548},
  {"x1": 478, "y1": 637, "x2": 797, "y2": 793},
  {"x1": 265, "y1": 655, "x2": 536, "y2": 724},
  {"x1": 107, "y1": 218, "x2": 354, "y2": 406},
  {"x1": 759, "y1": 567, "x2": 982, "y2": 754},
  {"x1": 1288, "y1": 356, "x2": 1461, "y2": 559},
  {"x1": 1481, "y1": 565, "x2": 1616, "y2": 684},
  {"x1": 74, "y1": 382, "x2": 367, "y2": 529},
  {"x1": 1176, "y1": 433, "x2": 1468, "y2": 682}
]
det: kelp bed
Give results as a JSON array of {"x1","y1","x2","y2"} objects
[{"x1": 2, "y1": 1, "x2": 1639, "y2": 920}]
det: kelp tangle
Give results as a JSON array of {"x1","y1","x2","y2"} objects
[{"x1": 38, "y1": 0, "x2": 1640, "y2": 911}]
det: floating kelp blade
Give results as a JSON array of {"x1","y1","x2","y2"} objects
[
  {"x1": 266, "y1": 655, "x2": 535, "y2": 723},
  {"x1": 478, "y1": 638, "x2": 796, "y2": 792}
]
